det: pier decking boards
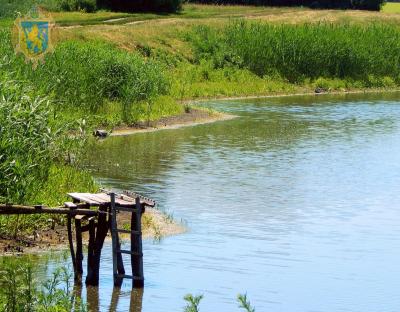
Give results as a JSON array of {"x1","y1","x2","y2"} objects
[{"x1": 0, "y1": 191, "x2": 156, "y2": 288}]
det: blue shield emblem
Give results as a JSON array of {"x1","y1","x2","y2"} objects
[
  {"x1": 14, "y1": 7, "x2": 54, "y2": 68},
  {"x1": 20, "y1": 21, "x2": 49, "y2": 56}
]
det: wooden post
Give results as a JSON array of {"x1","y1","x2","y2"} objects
[
  {"x1": 86, "y1": 217, "x2": 96, "y2": 284},
  {"x1": 85, "y1": 205, "x2": 109, "y2": 286},
  {"x1": 67, "y1": 217, "x2": 76, "y2": 274},
  {"x1": 110, "y1": 193, "x2": 119, "y2": 286},
  {"x1": 75, "y1": 216, "x2": 84, "y2": 280},
  {"x1": 131, "y1": 197, "x2": 144, "y2": 288}
]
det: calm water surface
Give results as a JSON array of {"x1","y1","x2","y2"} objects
[{"x1": 22, "y1": 93, "x2": 400, "y2": 311}]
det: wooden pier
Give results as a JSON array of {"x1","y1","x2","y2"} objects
[{"x1": 0, "y1": 191, "x2": 156, "y2": 288}]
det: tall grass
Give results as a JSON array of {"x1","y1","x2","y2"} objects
[
  {"x1": 0, "y1": 80, "x2": 56, "y2": 204},
  {"x1": 0, "y1": 29, "x2": 171, "y2": 122},
  {"x1": 0, "y1": 0, "x2": 61, "y2": 18},
  {"x1": 190, "y1": 21, "x2": 400, "y2": 84}
]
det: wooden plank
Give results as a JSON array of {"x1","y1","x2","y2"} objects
[
  {"x1": 67, "y1": 193, "x2": 102, "y2": 205},
  {"x1": 116, "y1": 207, "x2": 138, "y2": 213},
  {"x1": 64, "y1": 202, "x2": 77, "y2": 209},
  {"x1": 0, "y1": 205, "x2": 102, "y2": 216},
  {"x1": 90, "y1": 193, "x2": 112, "y2": 203},
  {"x1": 84, "y1": 193, "x2": 110, "y2": 205},
  {"x1": 122, "y1": 191, "x2": 156, "y2": 207}
]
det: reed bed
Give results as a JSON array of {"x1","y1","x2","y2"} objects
[{"x1": 190, "y1": 21, "x2": 400, "y2": 84}]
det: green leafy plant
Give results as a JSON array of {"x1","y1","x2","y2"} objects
[
  {"x1": 184, "y1": 294, "x2": 203, "y2": 312},
  {"x1": 238, "y1": 293, "x2": 256, "y2": 312}
]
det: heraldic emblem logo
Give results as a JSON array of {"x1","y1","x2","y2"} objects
[{"x1": 13, "y1": 7, "x2": 54, "y2": 68}]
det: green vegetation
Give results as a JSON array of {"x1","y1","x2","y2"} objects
[
  {"x1": 188, "y1": 0, "x2": 386, "y2": 11},
  {"x1": 0, "y1": 258, "x2": 86, "y2": 312},
  {"x1": 382, "y1": 1, "x2": 400, "y2": 13},
  {"x1": 98, "y1": 0, "x2": 183, "y2": 13},
  {"x1": 183, "y1": 293, "x2": 257, "y2": 312},
  {"x1": 0, "y1": 16, "x2": 180, "y2": 238},
  {"x1": 188, "y1": 21, "x2": 400, "y2": 88}
]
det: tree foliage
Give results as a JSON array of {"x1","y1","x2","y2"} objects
[
  {"x1": 97, "y1": 0, "x2": 183, "y2": 13},
  {"x1": 187, "y1": 0, "x2": 386, "y2": 11}
]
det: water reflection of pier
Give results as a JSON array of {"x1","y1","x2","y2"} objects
[{"x1": 73, "y1": 284, "x2": 144, "y2": 312}]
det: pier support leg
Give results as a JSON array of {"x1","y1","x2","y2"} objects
[
  {"x1": 131, "y1": 197, "x2": 144, "y2": 288},
  {"x1": 86, "y1": 217, "x2": 96, "y2": 285},
  {"x1": 75, "y1": 217, "x2": 83, "y2": 280},
  {"x1": 85, "y1": 205, "x2": 109, "y2": 286},
  {"x1": 67, "y1": 217, "x2": 76, "y2": 275},
  {"x1": 110, "y1": 193, "x2": 126, "y2": 287}
]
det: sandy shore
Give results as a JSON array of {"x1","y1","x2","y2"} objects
[{"x1": 111, "y1": 108, "x2": 237, "y2": 136}]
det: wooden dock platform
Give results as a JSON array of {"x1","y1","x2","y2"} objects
[{"x1": 0, "y1": 191, "x2": 156, "y2": 288}]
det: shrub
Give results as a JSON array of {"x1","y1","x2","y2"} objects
[{"x1": 59, "y1": 0, "x2": 97, "y2": 12}]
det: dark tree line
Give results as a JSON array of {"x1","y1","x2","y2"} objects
[
  {"x1": 95, "y1": 0, "x2": 385, "y2": 12},
  {"x1": 96, "y1": 0, "x2": 183, "y2": 12},
  {"x1": 186, "y1": 0, "x2": 386, "y2": 10}
]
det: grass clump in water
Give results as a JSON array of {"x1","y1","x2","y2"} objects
[{"x1": 0, "y1": 258, "x2": 86, "y2": 312}]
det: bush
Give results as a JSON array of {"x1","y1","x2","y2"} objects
[
  {"x1": 59, "y1": 0, "x2": 97, "y2": 12},
  {"x1": 98, "y1": 0, "x2": 183, "y2": 13}
]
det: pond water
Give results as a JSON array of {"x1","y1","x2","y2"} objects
[{"x1": 18, "y1": 93, "x2": 400, "y2": 311}]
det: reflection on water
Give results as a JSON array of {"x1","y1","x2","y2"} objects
[{"x1": 10, "y1": 92, "x2": 400, "y2": 311}]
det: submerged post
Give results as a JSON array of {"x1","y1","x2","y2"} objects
[{"x1": 132, "y1": 197, "x2": 144, "y2": 288}]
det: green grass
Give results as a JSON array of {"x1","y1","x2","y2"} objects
[
  {"x1": 189, "y1": 21, "x2": 400, "y2": 84},
  {"x1": 382, "y1": 2, "x2": 400, "y2": 13}
]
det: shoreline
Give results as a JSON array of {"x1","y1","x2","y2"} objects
[
  {"x1": 110, "y1": 88, "x2": 400, "y2": 137},
  {"x1": 0, "y1": 208, "x2": 185, "y2": 256},
  {"x1": 111, "y1": 108, "x2": 238, "y2": 137},
  {"x1": 187, "y1": 88, "x2": 400, "y2": 104}
]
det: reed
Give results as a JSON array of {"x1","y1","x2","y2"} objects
[{"x1": 190, "y1": 21, "x2": 400, "y2": 84}]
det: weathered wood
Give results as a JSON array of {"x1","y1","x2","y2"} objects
[
  {"x1": 86, "y1": 217, "x2": 96, "y2": 286},
  {"x1": 110, "y1": 193, "x2": 119, "y2": 286},
  {"x1": 64, "y1": 202, "x2": 77, "y2": 209},
  {"x1": 75, "y1": 218, "x2": 83, "y2": 280},
  {"x1": 67, "y1": 193, "x2": 102, "y2": 206},
  {"x1": 0, "y1": 205, "x2": 101, "y2": 216},
  {"x1": 67, "y1": 217, "x2": 76, "y2": 274},
  {"x1": 131, "y1": 197, "x2": 144, "y2": 288},
  {"x1": 85, "y1": 205, "x2": 109, "y2": 286},
  {"x1": 123, "y1": 190, "x2": 156, "y2": 207}
]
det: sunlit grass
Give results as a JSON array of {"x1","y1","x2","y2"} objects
[{"x1": 381, "y1": 2, "x2": 400, "y2": 13}]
